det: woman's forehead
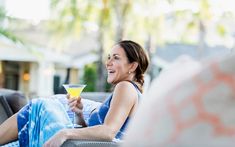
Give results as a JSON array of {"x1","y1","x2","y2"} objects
[{"x1": 109, "y1": 45, "x2": 125, "y2": 55}]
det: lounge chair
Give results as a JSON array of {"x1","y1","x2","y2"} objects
[{"x1": 0, "y1": 89, "x2": 118, "y2": 147}]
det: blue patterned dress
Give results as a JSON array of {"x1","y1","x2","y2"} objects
[
  {"x1": 88, "y1": 82, "x2": 142, "y2": 139},
  {"x1": 2, "y1": 82, "x2": 141, "y2": 147},
  {"x1": 17, "y1": 98, "x2": 72, "y2": 147}
]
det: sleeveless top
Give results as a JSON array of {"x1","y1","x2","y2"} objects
[{"x1": 87, "y1": 81, "x2": 142, "y2": 139}]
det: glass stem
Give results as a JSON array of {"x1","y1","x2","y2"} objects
[{"x1": 73, "y1": 112, "x2": 76, "y2": 127}]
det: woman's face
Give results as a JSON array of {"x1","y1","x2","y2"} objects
[{"x1": 105, "y1": 45, "x2": 134, "y2": 84}]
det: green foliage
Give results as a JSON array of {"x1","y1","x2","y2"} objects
[
  {"x1": 0, "y1": 7, "x2": 26, "y2": 45},
  {"x1": 0, "y1": 7, "x2": 6, "y2": 21},
  {"x1": 0, "y1": 28, "x2": 24, "y2": 44},
  {"x1": 83, "y1": 63, "x2": 97, "y2": 92},
  {"x1": 187, "y1": 21, "x2": 196, "y2": 29},
  {"x1": 104, "y1": 78, "x2": 112, "y2": 92},
  {"x1": 216, "y1": 25, "x2": 226, "y2": 36}
]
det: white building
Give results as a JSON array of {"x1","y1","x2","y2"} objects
[{"x1": 0, "y1": 36, "x2": 98, "y2": 98}]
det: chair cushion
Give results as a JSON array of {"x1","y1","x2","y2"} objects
[
  {"x1": 123, "y1": 54, "x2": 235, "y2": 146},
  {"x1": 0, "y1": 89, "x2": 27, "y2": 113},
  {"x1": 0, "y1": 95, "x2": 13, "y2": 124}
]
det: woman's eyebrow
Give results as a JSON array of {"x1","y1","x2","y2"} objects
[{"x1": 113, "y1": 54, "x2": 120, "y2": 56}]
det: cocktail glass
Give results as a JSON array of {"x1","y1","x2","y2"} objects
[{"x1": 63, "y1": 84, "x2": 86, "y2": 127}]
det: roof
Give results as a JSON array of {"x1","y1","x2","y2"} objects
[
  {"x1": 0, "y1": 36, "x2": 99, "y2": 68},
  {"x1": 155, "y1": 43, "x2": 232, "y2": 63},
  {"x1": 0, "y1": 36, "x2": 70, "y2": 63}
]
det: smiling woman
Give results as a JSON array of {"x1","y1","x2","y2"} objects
[{"x1": 0, "y1": 40, "x2": 149, "y2": 147}]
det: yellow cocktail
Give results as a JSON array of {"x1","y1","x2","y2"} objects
[
  {"x1": 62, "y1": 84, "x2": 86, "y2": 127},
  {"x1": 63, "y1": 84, "x2": 86, "y2": 99}
]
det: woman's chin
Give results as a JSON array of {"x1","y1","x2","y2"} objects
[
  {"x1": 107, "y1": 79, "x2": 116, "y2": 84},
  {"x1": 107, "y1": 79, "x2": 113, "y2": 84}
]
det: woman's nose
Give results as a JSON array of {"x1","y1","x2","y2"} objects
[{"x1": 106, "y1": 59, "x2": 112, "y2": 66}]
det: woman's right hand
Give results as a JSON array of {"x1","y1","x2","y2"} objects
[
  {"x1": 67, "y1": 94, "x2": 87, "y2": 126},
  {"x1": 67, "y1": 94, "x2": 83, "y2": 115}
]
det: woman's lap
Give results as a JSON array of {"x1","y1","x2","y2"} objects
[
  {"x1": 17, "y1": 98, "x2": 72, "y2": 146},
  {"x1": 4, "y1": 96, "x2": 102, "y2": 146}
]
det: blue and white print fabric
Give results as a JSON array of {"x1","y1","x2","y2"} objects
[
  {"x1": 81, "y1": 99, "x2": 101, "y2": 123},
  {"x1": 0, "y1": 140, "x2": 19, "y2": 147},
  {"x1": 51, "y1": 94, "x2": 102, "y2": 124},
  {"x1": 17, "y1": 98, "x2": 72, "y2": 147}
]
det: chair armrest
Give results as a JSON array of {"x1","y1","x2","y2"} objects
[
  {"x1": 0, "y1": 95, "x2": 13, "y2": 117},
  {"x1": 0, "y1": 88, "x2": 27, "y2": 113},
  {"x1": 62, "y1": 139, "x2": 119, "y2": 147}
]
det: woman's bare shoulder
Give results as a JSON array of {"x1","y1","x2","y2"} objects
[
  {"x1": 114, "y1": 81, "x2": 137, "y2": 91},
  {"x1": 113, "y1": 81, "x2": 138, "y2": 101}
]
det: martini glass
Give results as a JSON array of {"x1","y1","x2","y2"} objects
[{"x1": 63, "y1": 84, "x2": 86, "y2": 127}]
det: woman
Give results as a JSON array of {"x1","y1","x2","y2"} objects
[{"x1": 0, "y1": 40, "x2": 149, "y2": 146}]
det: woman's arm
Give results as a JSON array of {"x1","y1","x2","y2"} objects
[
  {"x1": 71, "y1": 81, "x2": 138, "y2": 140},
  {"x1": 44, "y1": 81, "x2": 138, "y2": 146},
  {"x1": 68, "y1": 81, "x2": 139, "y2": 140}
]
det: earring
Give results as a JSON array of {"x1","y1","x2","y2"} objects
[{"x1": 128, "y1": 71, "x2": 131, "y2": 74}]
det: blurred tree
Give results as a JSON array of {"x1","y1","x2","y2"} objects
[
  {"x1": 169, "y1": 0, "x2": 225, "y2": 56},
  {"x1": 0, "y1": 7, "x2": 25, "y2": 45},
  {"x1": 96, "y1": 0, "x2": 133, "y2": 91},
  {"x1": 49, "y1": 0, "x2": 232, "y2": 88},
  {"x1": 83, "y1": 63, "x2": 97, "y2": 92},
  {"x1": 49, "y1": 0, "x2": 132, "y2": 91},
  {"x1": 49, "y1": 0, "x2": 94, "y2": 50},
  {"x1": 95, "y1": 0, "x2": 110, "y2": 92},
  {"x1": 197, "y1": 0, "x2": 211, "y2": 57},
  {"x1": 110, "y1": 0, "x2": 132, "y2": 42},
  {"x1": 50, "y1": 0, "x2": 107, "y2": 91},
  {"x1": 126, "y1": 0, "x2": 166, "y2": 81}
]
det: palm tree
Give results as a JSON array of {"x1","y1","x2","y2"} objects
[
  {"x1": 110, "y1": 0, "x2": 132, "y2": 42},
  {"x1": 124, "y1": 0, "x2": 167, "y2": 81},
  {"x1": 50, "y1": 0, "x2": 133, "y2": 91},
  {"x1": 172, "y1": 0, "x2": 225, "y2": 57},
  {"x1": 95, "y1": 0, "x2": 110, "y2": 91},
  {"x1": 96, "y1": 0, "x2": 133, "y2": 91},
  {"x1": 0, "y1": 7, "x2": 24, "y2": 45}
]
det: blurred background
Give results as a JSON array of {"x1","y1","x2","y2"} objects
[{"x1": 0, "y1": 0, "x2": 234, "y2": 98}]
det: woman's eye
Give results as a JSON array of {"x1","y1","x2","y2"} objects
[
  {"x1": 114, "y1": 56, "x2": 119, "y2": 60},
  {"x1": 107, "y1": 56, "x2": 110, "y2": 60}
]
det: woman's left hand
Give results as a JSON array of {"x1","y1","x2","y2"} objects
[{"x1": 43, "y1": 129, "x2": 68, "y2": 147}]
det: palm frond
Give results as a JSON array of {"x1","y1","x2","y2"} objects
[{"x1": 0, "y1": 28, "x2": 24, "y2": 44}]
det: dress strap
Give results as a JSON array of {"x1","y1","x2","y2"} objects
[{"x1": 125, "y1": 80, "x2": 141, "y2": 93}]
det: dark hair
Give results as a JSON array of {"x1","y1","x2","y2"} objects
[{"x1": 117, "y1": 40, "x2": 149, "y2": 92}]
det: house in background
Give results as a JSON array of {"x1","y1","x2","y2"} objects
[
  {"x1": 0, "y1": 35, "x2": 98, "y2": 98},
  {"x1": 152, "y1": 43, "x2": 232, "y2": 77},
  {"x1": 0, "y1": 37, "x2": 69, "y2": 98}
]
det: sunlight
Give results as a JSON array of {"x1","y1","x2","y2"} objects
[{"x1": 5, "y1": 0, "x2": 49, "y2": 24}]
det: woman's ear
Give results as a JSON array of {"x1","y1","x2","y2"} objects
[{"x1": 129, "y1": 62, "x2": 138, "y2": 73}]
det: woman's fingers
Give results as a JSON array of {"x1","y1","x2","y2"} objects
[
  {"x1": 66, "y1": 94, "x2": 70, "y2": 99},
  {"x1": 68, "y1": 98, "x2": 83, "y2": 109},
  {"x1": 71, "y1": 106, "x2": 82, "y2": 113},
  {"x1": 67, "y1": 94, "x2": 81, "y2": 100},
  {"x1": 66, "y1": 93, "x2": 78, "y2": 99},
  {"x1": 68, "y1": 99, "x2": 76, "y2": 107},
  {"x1": 68, "y1": 98, "x2": 76, "y2": 103}
]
